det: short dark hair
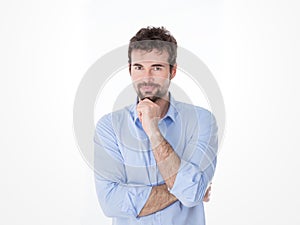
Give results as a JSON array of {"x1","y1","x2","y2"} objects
[{"x1": 128, "y1": 26, "x2": 177, "y2": 70}]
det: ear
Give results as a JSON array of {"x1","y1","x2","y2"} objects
[
  {"x1": 128, "y1": 63, "x2": 131, "y2": 75},
  {"x1": 170, "y1": 63, "x2": 177, "y2": 80}
]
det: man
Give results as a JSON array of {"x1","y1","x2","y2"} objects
[{"x1": 94, "y1": 26, "x2": 218, "y2": 225}]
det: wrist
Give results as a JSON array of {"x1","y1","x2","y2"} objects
[{"x1": 149, "y1": 130, "x2": 164, "y2": 148}]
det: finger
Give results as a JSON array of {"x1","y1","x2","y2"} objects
[
  {"x1": 203, "y1": 194, "x2": 210, "y2": 202},
  {"x1": 139, "y1": 98, "x2": 158, "y2": 107},
  {"x1": 137, "y1": 102, "x2": 154, "y2": 114},
  {"x1": 203, "y1": 196, "x2": 210, "y2": 202},
  {"x1": 203, "y1": 186, "x2": 211, "y2": 202},
  {"x1": 138, "y1": 112, "x2": 142, "y2": 122},
  {"x1": 141, "y1": 97, "x2": 154, "y2": 102}
]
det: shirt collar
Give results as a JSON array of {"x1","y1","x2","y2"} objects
[{"x1": 130, "y1": 92, "x2": 178, "y2": 124}]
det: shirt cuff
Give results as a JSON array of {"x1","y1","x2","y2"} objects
[{"x1": 169, "y1": 159, "x2": 205, "y2": 207}]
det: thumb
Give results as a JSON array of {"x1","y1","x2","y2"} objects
[{"x1": 138, "y1": 112, "x2": 142, "y2": 123}]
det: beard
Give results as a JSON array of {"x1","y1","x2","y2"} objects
[{"x1": 135, "y1": 81, "x2": 168, "y2": 102}]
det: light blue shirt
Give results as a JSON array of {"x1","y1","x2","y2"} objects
[{"x1": 94, "y1": 93, "x2": 218, "y2": 225}]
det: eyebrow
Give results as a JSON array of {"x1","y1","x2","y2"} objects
[
  {"x1": 132, "y1": 63, "x2": 166, "y2": 67},
  {"x1": 132, "y1": 63, "x2": 143, "y2": 67},
  {"x1": 151, "y1": 64, "x2": 165, "y2": 67}
]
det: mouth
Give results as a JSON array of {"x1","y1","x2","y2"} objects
[
  {"x1": 138, "y1": 82, "x2": 159, "y2": 92},
  {"x1": 141, "y1": 85, "x2": 156, "y2": 92},
  {"x1": 136, "y1": 82, "x2": 161, "y2": 102}
]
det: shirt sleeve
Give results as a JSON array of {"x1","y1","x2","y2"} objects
[
  {"x1": 169, "y1": 110, "x2": 218, "y2": 208},
  {"x1": 94, "y1": 114, "x2": 152, "y2": 218}
]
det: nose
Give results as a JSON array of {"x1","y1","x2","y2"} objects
[
  {"x1": 141, "y1": 69, "x2": 155, "y2": 82},
  {"x1": 143, "y1": 68, "x2": 154, "y2": 77}
]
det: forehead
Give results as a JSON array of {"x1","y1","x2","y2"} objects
[{"x1": 131, "y1": 49, "x2": 169, "y2": 64}]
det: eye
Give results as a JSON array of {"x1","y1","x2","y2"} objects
[
  {"x1": 153, "y1": 66, "x2": 162, "y2": 71},
  {"x1": 134, "y1": 66, "x2": 143, "y2": 70}
]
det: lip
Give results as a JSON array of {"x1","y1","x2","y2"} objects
[{"x1": 141, "y1": 85, "x2": 155, "y2": 91}]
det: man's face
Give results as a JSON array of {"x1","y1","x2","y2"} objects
[{"x1": 130, "y1": 49, "x2": 176, "y2": 102}]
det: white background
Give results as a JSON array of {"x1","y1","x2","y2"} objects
[{"x1": 1, "y1": 0, "x2": 300, "y2": 224}]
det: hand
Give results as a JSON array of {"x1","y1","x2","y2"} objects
[
  {"x1": 203, "y1": 185, "x2": 212, "y2": 202},
  {"x1": 136, "y1": 98, "x2": 161, "y2": 137}
]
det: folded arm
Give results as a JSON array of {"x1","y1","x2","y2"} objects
[
  {"x1": 94, "y1": 110, "x2": 217, "y2": 218},
  {"x1": 94, "y1": 115, "x2": 178, "y2": 218},
  {"x1": 147, "y1": 110, "x2": 218, "y2": 207}
]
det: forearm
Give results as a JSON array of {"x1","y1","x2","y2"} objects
[
  {"x1": 150, "y1": 132, "x2": 181, "y2": 189},
  {"x1": 138, "y1": 184, "x2": 177, "y2": 217}
]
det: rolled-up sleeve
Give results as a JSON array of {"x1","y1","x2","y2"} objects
[
  {"x1": 94, "y1": 114, "x2": 152, "y2": 218},
  {"x1": 169, "y1": 110, "x2": 218, "y2": 207},
  {"x1": 94, "y1": 175, "x2": 152, "y2": 218}
]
